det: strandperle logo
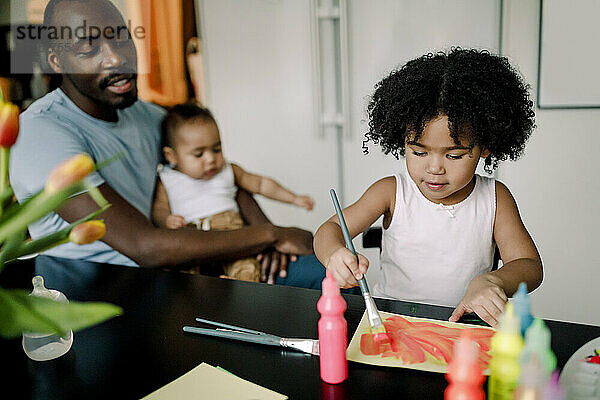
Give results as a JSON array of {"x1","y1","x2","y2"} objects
[
  {"x1": 9, "y1": 19, "x2": 150, "y2": 74},
  {"x1": 14, "y1": 20, "x2": 146, "y2": 44}
]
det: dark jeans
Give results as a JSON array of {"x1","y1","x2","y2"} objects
[{"x1": 276, "y1": 253, "x2": 360, "y2": 295}]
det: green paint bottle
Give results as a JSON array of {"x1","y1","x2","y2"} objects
[{"x1": 488, "y1": 303, "x2": 524, "y2": 400}]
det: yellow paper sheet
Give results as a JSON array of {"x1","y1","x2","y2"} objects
[
  {"x1": 347, "y1": 310, "x2": 495, "y2": 374},
  {"x1": 142, "y1": 362, "x2": 288, "y2": 400}
]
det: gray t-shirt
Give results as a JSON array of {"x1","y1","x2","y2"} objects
[{"x1": 10, "y1": 89, "x2": 165, "y2": 266}]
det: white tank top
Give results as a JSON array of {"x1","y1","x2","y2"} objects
[
  {"x1": 372, "y1": 169, "x2": 496, "y2": 307},
  {"x1": 158, "y1": 163, "x2": 239, "y2": 222}
]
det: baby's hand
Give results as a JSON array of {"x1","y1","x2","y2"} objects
[
  {"x1": 449, "y1": 273, "x2": 508, "y2": 327},
  {"x1": 294, "y1": 195, "x2": 314, "y2": 211},
  {"x1": 165, "y1": 214, "x2": 186, "y2": 229},
  {"x1": 326, "y1": 247, "x2": 369, "y2": 289}
]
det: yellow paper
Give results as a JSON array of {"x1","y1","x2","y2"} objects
[
  {"x1": 347, "y1": 310, "x2": 495, "y2": 374},
  {"x1": 142, "y1": 362, "x2": 288, "y2": 400}
]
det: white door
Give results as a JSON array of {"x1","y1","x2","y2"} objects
[{"x1": 199, "y1": 0, "x2": 339, "y2": 232}]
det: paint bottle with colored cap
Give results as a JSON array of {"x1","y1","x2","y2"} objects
[
  {"x1": 488, "y1": 302, "x2": 524, "y2": 400},
  {"x1": 520, "y1": 318, "x2": 557, "y2": 380},
  {"x1": 317, "y1": 271, "x2": 348, "y2": 384},
  {"x1": 513, "y1": 282, "x2": 534, "y2": 337},
  {"x1": 444, "y1": 329, "x2": 485, "y2": 400},
  {"x1": 513, "y1": 354, "x2": 545, "y2": 400}
]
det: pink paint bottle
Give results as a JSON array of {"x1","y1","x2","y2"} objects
[
  {"x1": 445, "y1": 329, "x2": 485, "y2": 400},
  {"x1": 317, "y1": 271, "x2": 348, "y2": 384}
]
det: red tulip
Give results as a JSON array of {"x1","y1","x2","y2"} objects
[
  {"x1": 45, "y1": 154, "x2": 95, "y2": 193},
  {"x1": 69, "y1": 221, "x2": 106, "y2": 245},
  {"x1": 0, "y1": 101, "x2": 19, "y2": 148}
]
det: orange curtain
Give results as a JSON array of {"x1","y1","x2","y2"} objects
[{"x1": 126, "y1": 0, "x2": 187, "y2": 106}]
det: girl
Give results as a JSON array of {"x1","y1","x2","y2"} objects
[{"x1": 314, "y1": 48, "x2": 542, "y2": 327}]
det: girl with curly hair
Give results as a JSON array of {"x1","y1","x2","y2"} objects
[{"x1": 314, "y1": 48, "x2": 542, "y2": 327}]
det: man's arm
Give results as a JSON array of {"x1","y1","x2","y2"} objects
[
  {"x1": 151, "y1": 179, "x2": 171, "y2": 228},
  {"x1": 236, "y1": 187, "x2": 270, "y2": 225},
  {"x1": 151, "y1": 179, "x2": 186, "y2": 229},
  {"x1": 58, "y1": 183, "x2": 313, "y2": 267},
  {"x1": 235, "y1": 187, "x2": 308, "y2": 283}
]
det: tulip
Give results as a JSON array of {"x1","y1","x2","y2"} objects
[
  {"x1": 0, "y1": 101, "x2": 19, "y2": 148},
  {"x1": 45, "y1": 154, "x2": 95, "y2": 193},
  {"x1": 69, "y1": 220, "x2": 106, "y2": 245}
]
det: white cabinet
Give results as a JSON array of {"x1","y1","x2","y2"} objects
[{"x1": 197, "y1": 0, "x2": 501, "y2": 234}]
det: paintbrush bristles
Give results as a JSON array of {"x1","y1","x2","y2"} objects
[{"x1": 372, "y1": 324, "x2": 390, "y2": 344}]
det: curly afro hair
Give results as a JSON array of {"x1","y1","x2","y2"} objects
[{"x1": 365, "y1": 48, "x2": 535, "y2": 172}]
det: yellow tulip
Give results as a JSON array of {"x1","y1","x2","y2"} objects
[
  {"x1": 69, "y1": 221, "x2": 106, "y2": 245},
  {"x1": 45, "y1": 154, "x2": 95, "y2": 193},
  {"x1": 0, "y1": 101, "x2": 19, "y2": 148}
]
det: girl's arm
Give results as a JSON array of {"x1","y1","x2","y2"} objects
[
  {"x1": 314, "y1": 176, "x2": 396, "y2": 288},
  {"x1": 232, "y1": 164, "x2": 314, "y2": 210},
  {"x1": 489, "y1": 181, "x2": 543, "y2": 294},
  {"x1": 450, "y1": 181, "x2": 543, "y2": 326}
]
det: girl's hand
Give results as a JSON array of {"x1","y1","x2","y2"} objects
[
  {"x1": 165, "y1": 214, "x2": 186, "y2": 229},
  {"x1": 326, "y1": 247, "x2": 369, "y2": 288},
  {"x1": 449, "y1": 273, "x2": 508, "y2": 327},
  {"x1": 294, "y1": 195, "x2": 315, "y2": 211}
]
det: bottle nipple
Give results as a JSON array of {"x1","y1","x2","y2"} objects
[{"x1": 31, "y1": 276, "x2": 55, "y2": 299}]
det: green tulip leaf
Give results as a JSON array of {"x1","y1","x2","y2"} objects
[{"x1": 0, "y1": 287, "x2": 122, "y2": 339}]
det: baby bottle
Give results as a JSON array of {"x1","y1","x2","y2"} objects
[{"x1": 22, "y1": 276, "x2": 74, "y2": 361}]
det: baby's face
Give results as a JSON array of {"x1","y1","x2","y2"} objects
[
  {"x1": 169, "y1": 120, "x2": 225, "y2": 180},
  {"x1": 405, "y1": 115, "x2": 490, "y2": 205}
]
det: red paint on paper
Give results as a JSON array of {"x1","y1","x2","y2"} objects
[{"x1": 359, "y1": 316, "x2": 493, "y2": 368}]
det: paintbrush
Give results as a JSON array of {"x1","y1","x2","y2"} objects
[
  {"x1": 329, "y1": 189, "x2": 390, "y2": 344},
  {"x1": 184, "y1": 318, "x2": 320, "y2": 355}
]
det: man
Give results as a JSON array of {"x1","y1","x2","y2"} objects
[{"x1": 10, "y1": 0, "x2": 324, "y2": 287}]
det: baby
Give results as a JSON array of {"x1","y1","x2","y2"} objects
[{"x1": 153, "y1": 103, "x2": 314, "y2": 281}]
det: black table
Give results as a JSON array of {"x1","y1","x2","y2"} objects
[{"x1": 1, "y1": 256, "x2": 599, "y2": 400}]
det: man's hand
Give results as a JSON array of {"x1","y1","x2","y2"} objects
[
  {"x1": 272, "y1": 226, "x2": 313, "y2": 256},
  {"x1": 325, "y1": 247, "x2": 369, "y2": 289},
  {"x1": 449, "y1": 273, "x2": 508, "y2": 327},
  {"x1": 293, "y1": 195, "x2": 315, "y2": 211},
  {"x1": 165, "y1": 214, "x2": 186, "y2": 229},
  {"x1": 256, "y1": 250, "x2": 298, "y2": 284}
]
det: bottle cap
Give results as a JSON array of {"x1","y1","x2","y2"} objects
[
  {"x1": 322, "y1": 270, "x2": 341, "y2": 296},
  {"x1": 513, "y1": 282, "x2": 529, "y2": 314},
  {"x1": 540, "y1": 370, "x2": 566, "y2": 400},
  {"x1": 513, "y1": 282, "x2": 533, "y2": 335},
  {"x1": 499, "y1": 302, "x2": 521, "y2": 336},
  {"x1": 454, "y1": 329, "x2": 478, "y2": 363},
  {"x1": 447, "y1": 328, "x2": 484, "y2": 385},
  {"x1": 522, "y1": 318, "x2": 557, "y2": 376}
]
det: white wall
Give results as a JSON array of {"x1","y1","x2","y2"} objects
[
  {"x1": 499, "y1": 0, "x2": 600, "y2": 326},
  {"x1": 198, "y1": 0, "x2": 600, "y2": 326}
]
